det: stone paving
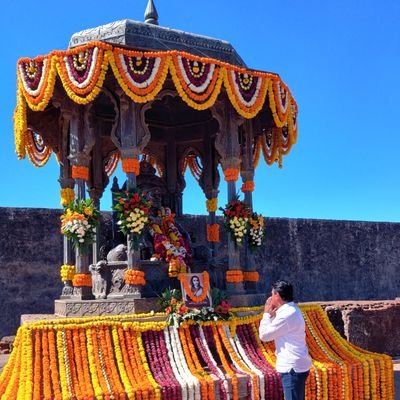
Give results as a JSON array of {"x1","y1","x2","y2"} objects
[{"x1": 0, "y1": 354, "x2": 399, "y2": 399}]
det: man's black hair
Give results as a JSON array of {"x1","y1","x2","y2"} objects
[{"x1": 272, "y1": 280, "x2": 294, "y2": 302}]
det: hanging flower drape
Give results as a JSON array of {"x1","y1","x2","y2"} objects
[{"x1": 15, "y1": 42, "x2": 298, "y2": 162}]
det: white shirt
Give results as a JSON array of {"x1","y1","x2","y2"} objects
[{"x1": 259, "y1": 302, "x2": 312, "y2": 373}]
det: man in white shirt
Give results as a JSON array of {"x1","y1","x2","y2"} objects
[{"x1": 259, "y1": 280, "x2": 311, "y2": 400}]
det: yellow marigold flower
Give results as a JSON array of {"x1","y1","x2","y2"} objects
[{"x1": 83, "y1": 207, "x2": 93, "y2": 216}]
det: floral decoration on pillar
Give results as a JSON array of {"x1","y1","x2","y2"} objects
[
  {"x1": 241, "y1": 180, "x2": 255, "y2": 193},
  {"x1": 60, "y1": 199, "x2": 100, "y2": 251},
  {"x1": 113, "y1": 188, "x2": 151, "y2": 250},
  {"x1": 248, "y1": 213, "x2": 265, "y2": 249},
  {"x1": 60, "y1": 187, "x2": 75, "y2": 206},
  {"x1": 206, "y1": 224, "x2": 220, "y2": 242},
  {"x1": 121, "y1": 158, "x2": 140, "y2": 175},
  {"x1": 223, "y1": 168, "x2": 240, "y2": 182},
  {"x1": 206, "y1": 198, "x2": 218, "y2": 213},
  {"x1": 124, "y1": 270, "x2": 146, "y2": 286},
  {"x1": 71, "y1": 165, "x2": 89, "y2": 181},
  {"x1": 220, "y1": 197, "x2": 251, "y2": 246}
]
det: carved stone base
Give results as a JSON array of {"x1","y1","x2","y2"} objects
[
  {"x1": 60, "y1": 281, "x2": 74, "y2": 299},
  {"x1": 54, "y1": 298, "x2": 161, "y2": 317},
  {"x1": 71, "y1": 286, "x2": 95, "y2": 300}
]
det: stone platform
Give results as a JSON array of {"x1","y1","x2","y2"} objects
[
  {"x1": 53, "y1": 294, "x2": 265, "y2": 317},
  {"x1": 54, "y1": 297, "x2": 160, "y2": 317}
]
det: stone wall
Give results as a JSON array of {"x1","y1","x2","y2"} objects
[
  {"x1": 252, "y1": 218, "x2": 400, "y2": 302},
  {"x1": 0, "y1": 208, "x2": 62, "y2": 339},
  {"x1": 321, "y1": 301, "x2": 400, "y2": 356},
  {"x1": 1, "y1": 207, "x2": 400, "y2": 339}
]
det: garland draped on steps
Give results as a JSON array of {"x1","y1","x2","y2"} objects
[{"x1": 0, "y1": 305, "x2": 394, "y2": 399}]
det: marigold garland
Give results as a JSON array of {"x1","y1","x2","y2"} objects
[
  {"x1": 121, "y1": 157, "x2": 140, "y2": 175},
  {"x1": 226, "y1": 269, "x2": 244, "y2": 283},
  {"x1": 223, "y1": 167, "x2": 240, "y2": 181},
  {"x1": 224, "y1": 68, "x2": 270, "y2": 119},
  {"x1": 25, "y1": 129, "x2": 52, "y2": 167},
  {"x1": 72, "y1": 273, "x2": 92, "y2": 287},
  {"x1": 252, "y1": 136, "x2": 262, "y2": 168},
  {"x1": 206, "y1": 223, "x2": 220, "y2": 242},
  {"x1": 205, "y1": 197, "x2": 218, "y2": 213},
  {"x1": 124, "y1": 269, "x2": 146, "y2": 286},
  {"x1": 241, "y1": 180, "x2": 255, "y2": 192},
  {"x1": 15, "y1": 43, "x2": 299, "y2": 167},
  {"x1": 60, "y1": 187, "x2": 75, "y2": 207},
  {"x1": 169, "y1": 53, "x2": 223, "y2": 110},
  {"x1": 108, "y1": 48, "x2": 170, "y2": 103},
  {"x1": 104, "y1": 150, "x2": 120, "y2": 177},
  {"x1": 0, "y1": 305, "x2": 394, "y2": 400},
  {"x1": 55, "y1": 42, "x2": 111, "y2": 104},
  {"x1": 17, "y1": 55, "x2": 58, "y2": 111},
  {"x1": 243, "y1": 271, "x2": 259, "y2": 282},
  {"x1": 60, "y1": 264, "x2": 76, "y2": 282},
  {"x1": 71, "y1": 165, "x2": 89, "y2": 181},
  {"x1": 178, "y1": 272, "x2": 210, "y2": 304},
  {"x1": 13, "y1": 88, "x2": 28, "y2": 160}
]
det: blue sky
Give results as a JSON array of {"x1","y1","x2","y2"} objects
[{"x1": 1, "y1": 0, "x2": 399, "y2": 222}]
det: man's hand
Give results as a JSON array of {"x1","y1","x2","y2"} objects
[{"x1": 264, "y1": 296, "x2": 277, "y2": 317}]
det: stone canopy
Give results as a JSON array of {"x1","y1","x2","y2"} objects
[
  {"x1": 13, "y1": 5, "x2": 299, "y2": 305},
  {"x1": 69, "y1": 19, "x2": 246, "y2": 67}
]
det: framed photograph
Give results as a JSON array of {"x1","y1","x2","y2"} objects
[{"x1": 179, "y1": 272, "x2": 212, "y2": 309}]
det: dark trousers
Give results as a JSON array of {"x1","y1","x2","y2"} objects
[{"x1": 279, "y1": 369, "x2": 309, "y2": 400}]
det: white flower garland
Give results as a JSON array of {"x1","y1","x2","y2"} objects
[
  {"x1": 63, "y1": 47, "x2": 100, "y2": 89},
  {"x1": 225, "y1": 326, "x2": 265, "y2": 400},
  {"x1": 249, "y1": 224, "x2": 264, "y2": 247},
  {"x1": 222, "y1": 325, "x2": 260, "y2": 400},
  {"x1": 177, "y1": 56, "x2": 216, "y2": 93},
  {"x1": 275, "y1": 80, "x2": 289, "y2": 114},
  {"x1": 118, "y1": 54, "x2": 161, "y2": 89},
  {"x1": 164, "y1": 327, "x2": 189, "y2": 400},
  {"x1": 230, "y1": 70, "x2": 262, "y2": 107},
  {"x1": 19, "y1": 58, "x2": 48, "y2": 97},
  {"x1": 199, "y1": 327, "x2": 231, "y2": 400},
  {"x1": 168, "y1": 326, "x2": 201, "y2": 400}
]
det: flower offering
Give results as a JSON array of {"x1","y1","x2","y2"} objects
[
  {"x1": 248, "y1": 212, "x2": 265, "y2": 248},
  {"x1": 220, "y1": 197, "x2": 251, "y2": 246},
  {"x1": 60, "y1": 199, "x2": 100, "y2": 250},
  {"x1": 113, "y1": 189, "x2": 151, "y2": 250}
]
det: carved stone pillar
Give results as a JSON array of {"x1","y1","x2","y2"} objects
[
  {"x1": 199, "y1": 130, "x2": 221, "y2": 260},
  {"x1": 240, "y1": 121, "x2": 256, "y2": 209},
  {"x1": 112, "y1": 92, "x2": 151, "y2": 298},
  {"x1": 212, "y1": 100, "x2": 245, "y2": 294},
  {"x1": 240, "y1": 121, "x2": 257, "y2": 292},
  {"x1": 59, "y1": 109, "x2": 75, "y2": 299},
  {"x1": 68, "y1": 106, "x2": 95, "y2": 300}
]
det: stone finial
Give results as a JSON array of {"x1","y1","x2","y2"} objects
[{"x1": 144, "y1": 0, "x2": 159, "y2": 25}]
